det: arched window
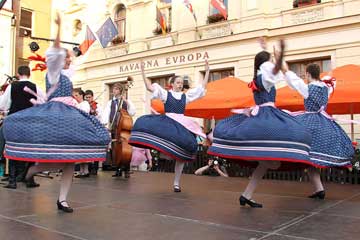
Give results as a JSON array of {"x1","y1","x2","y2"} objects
[{"x1": 114, "y1": 4, "x2": 126, "y2": 43}]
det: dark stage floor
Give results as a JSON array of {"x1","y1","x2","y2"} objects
[{"x1": 1, "y1": 171, "x2": 360, "y2": 240}]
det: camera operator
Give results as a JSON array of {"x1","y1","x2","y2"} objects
[{"x1": 195, "y1": 158, "x2": 228, "y2": 177}]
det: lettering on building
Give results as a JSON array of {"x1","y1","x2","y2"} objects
[
  {"x1": 119, "y1": 52, "x2": 209, "y2": 73},
  {"x1": 201, "y1": 25, "x2": 232, "y2": 40},
  {"x1": 291, "y1": 8, "x2": 324, "y2": 25}
]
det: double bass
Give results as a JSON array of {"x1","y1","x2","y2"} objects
[{"x1": 110, "y1": 79, "x2": 133, "y2": 177}]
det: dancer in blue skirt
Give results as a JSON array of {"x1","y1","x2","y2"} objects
[
  {"x1": 208, "y1": 40, "x2": 312, "y2": 207},
  {"x1": 3, "y1": 14, "x2": 110, "y2": 212},
  {"x1": 283, "y1": 63, "x2": 354, "y2": 199},
  {"x1": 129, "y1": 60, "x2": 209, "y2": 192}
]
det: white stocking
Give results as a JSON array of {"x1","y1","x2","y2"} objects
[
  {"x1": 308, "y1": 167, "x2": 324, "y2": 192},
  {"x1": 242, "y1": 161, "x2": 281, "y2": 199},
  {"x1": 59, "y1": 163, "x2": 74, "y2": 206},
  {"x1": 173, "y1": 161, "x2": 185, "y2": 187}
]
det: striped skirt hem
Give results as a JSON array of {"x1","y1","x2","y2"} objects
[
  {"x1": 129, "y1": 131, "x2": 196, "y2": 162},
  {"x1": 4, "y1": 141, "x2": 108, "y2": 163}
]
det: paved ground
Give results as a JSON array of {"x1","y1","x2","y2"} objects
[{"x1": 0, "y1": 171, "x2": 360, "y2": 240}]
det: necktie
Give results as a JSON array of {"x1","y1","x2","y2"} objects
[{"x1": 109, "y1": 99, "x2": 118, "y2": 123}]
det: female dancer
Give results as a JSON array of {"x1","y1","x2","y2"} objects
[
  {"x1": 129, "y1": 61, "x2": 209, "y2": 192},
  {"x1": 208, "y1": 40, "x2": 312, "y2": 207},
  {"x1": 283, "y1": 63, "x2": 354, "y2": 199},
  {"x1": 3, "y1": 13, "x2": 110, "y2": 213}
]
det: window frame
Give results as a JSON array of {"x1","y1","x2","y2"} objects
[
  {"x1": 19, "y1": 8, "x2": 33, "y2": 37},
  {"x1": 287, "y1": 57, "x2": 331, "y2": 80},
  {"x1": 113, "y1": 4, "x2": 126, "y2": 44}
]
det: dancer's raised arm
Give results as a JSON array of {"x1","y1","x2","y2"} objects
[
  {"x1": 201, "y1": 59, "x2": 210, "y2": 88},
  {"x1": 140, "y1": 62, "x2": 154, "y2": 92},
  {"x1": 46, "y1": 12, "x2": 66, "y2": 85}
]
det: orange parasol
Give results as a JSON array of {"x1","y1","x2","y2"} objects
[
  {"x1": 151, "y1": 77, "x2": 255, "y2": 119},
  {"x1": 276, "y1": 64, "x2": 360, "y2": 115},
  {"x1": 151, "y1": 98, "x2": 165, "y2": 114}
]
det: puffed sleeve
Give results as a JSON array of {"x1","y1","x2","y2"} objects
[
  {"x1": 284, "y1": 71, "x2": 309, "y2": 99},
  {"x1": 45, "y1": 47, "x2": 66, "y2": 85},
  {"x1": 185, "y1": 86, "x2": 205, "y2": 103},
  {"x1": 321, "y1": 75, "x2": 336, "y2": 97},
  {"x1": 101, "y1": 100, "x2": 111, "y2": 125},
  {"x1": 126, "y1": 99, "x2": 136, "y2": 117},
  {"x1": 260, "y1": 61, "x2": 285, "y2": 92},
  {"x1": 151, "y1": 83, "x2": 168, "y2": 102}
]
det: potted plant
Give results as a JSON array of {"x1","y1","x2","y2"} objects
[
  {"x1": 207, "y1": 13, "x2": 225, "y2": 24},
  {"x1": 293, "y1": 0, "x2": 321, "y2": 8},
  {"x1": 111, "y1": 35, "x2": 125, "y2": 45}
]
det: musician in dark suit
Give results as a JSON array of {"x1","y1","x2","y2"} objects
[
  {"x1": 101, "y1": 81, "x2": 136, "y2": 177},
  {"x1": 0, "y1": 66, "x2": 40, "y2": 189}
]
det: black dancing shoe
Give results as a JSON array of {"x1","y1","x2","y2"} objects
[
  {"x1": 3, "y1": 182, "x2": 17, "y2": 189},
  {"x1": 112, "y1": 169, "x2": 122, "y2": 177},
  {"x1": 57, "y1": 200, "x2": 74, "y2": 213},
  {"x1": 25, "y1": 177, "x2": 40, "y2": 188},
  {"x1": 308, "y1": 190, "x2": 325, "y2": 200},
  {"x1": 239, "y1": 195, "x2": 263, "y2": 208},
  {"x1": 173, "y1": 185, "x2": 181, "y2": 193}
]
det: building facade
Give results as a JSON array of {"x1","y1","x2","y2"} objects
[
  {"x1": 54, "y1": 0, "x2": 360, "y2": 139},
  {"x1": 15, "y1": 0, "x2": 53, "y2": 89},
  {"x1": 0, "y1": 0, "x2": 15, "y2": 84}
]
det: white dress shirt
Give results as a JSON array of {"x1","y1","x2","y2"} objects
[
  {"x1": 0, "y1": 78, "x2": 43, "y2": 111},
  {"x1": 101, "y1": 97, "x2": 136, "y2": 125},
  {"x1": 151, "y1": 83, "x2": 205, "y2": 104}
]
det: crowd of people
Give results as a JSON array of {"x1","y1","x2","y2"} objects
[{"x1": 0, "y1": 13, "x2": 356, "y2": 213}]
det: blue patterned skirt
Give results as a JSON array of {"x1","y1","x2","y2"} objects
[
  {"x1": 129, "y1": 115, "x2": 197, "y2": 162},
  {"x1": 208, "y1": 107, "x2": 312, "y2": 166},
  {"x1": 295, "y1": 113, "x2": 354, "y2": 167},
  {"x1": 3, "y1": 101, "x2": 110, "y2": 162}
]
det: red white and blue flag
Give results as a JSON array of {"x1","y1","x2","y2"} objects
[
  {"x1": 79, "y1": 26, "x2": 96, "y2": 55},
  {"x1": 183, "y1": 0, "x2": 197, "y2": 23},
  {"x1": 210, "y1": 0, "x2": 227, "y2": 20}
]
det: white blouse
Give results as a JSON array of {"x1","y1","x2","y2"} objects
[
  {"x1": 78, "y1": 101, "x2": 90, "y2": 114},
  {"x1": 284, "y1": 71, "x2": 334, "y2": 99},
  {"x1": 152, "y1": 83, "x2": 205, "y2": 104},
  {"x1": 46, "y1": 47, "x2": 66, "y2": 85},
  {"x1": 259, "y1": 61, "x2": 285, "y2": 92},
  {"x1": 101, "y1": 97, "x2": 136, "y2": 125}
]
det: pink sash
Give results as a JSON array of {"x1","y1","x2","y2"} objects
[
  {"x1": 231, "y1": 102, "x2": 275, "y2": 117},
  {"x1": 166, "y1": 113, "x2": 206, "y2": 138}
]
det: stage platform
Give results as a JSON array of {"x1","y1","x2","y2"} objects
[{"x1": 1, "y1": 171, "x2": 360, "y2": 240}]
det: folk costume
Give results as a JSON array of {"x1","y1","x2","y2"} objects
[
  {"x1": 129, "y1": 83, "x2": 205, "y2": 162},
  {"x1": 284, "y1": 72, "x2": 354, "y2": 168},
  {"x1": 207, "y1": 61, "x2": 312, "y2": 207},
  {"x1": 208, "y1": 61, "x2": 312, "y2": 165},
  {"x1": 3, "y1": 47, "x2": 110, "y2": 163},
  {"x1": 129, "y1": 83, "x2": 205, "y2": 191}
]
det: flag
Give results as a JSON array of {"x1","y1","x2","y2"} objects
[
  {"x1": 0, "y1": 0, "x2": 7, "y2": 10},
  {"x1": 210, "y1": 0, "x2": 227, "y2": 20},
  {"x1": 79, "y1": 26, "x2": 96, "y2": 55},
  {"x1": 96, "y1": 17, "x2": 118, "y2": 48},
  {"x1": 156, "y1": 6, "x2": 167, "y2": 34},
  {"x1": 183, "y1": 0, "x2": 197, "y2": 22}
]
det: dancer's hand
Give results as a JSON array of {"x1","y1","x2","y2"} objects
[
  {"x1": 205, "y1": 59, "x2": 210, "y2": 73},
  {"x1": 55, "y1": 12, "x2": 61, "y2": 26}
]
